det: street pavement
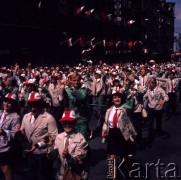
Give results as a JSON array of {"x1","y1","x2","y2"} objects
[{"x1": 0, "y1": 102, "x2": 181, "y2": 180}]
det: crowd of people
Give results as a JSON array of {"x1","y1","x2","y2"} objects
[{"x1": 0, "y1": 59, "x2": 181, "y2": 180}]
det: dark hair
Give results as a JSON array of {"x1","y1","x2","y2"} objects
[
  {"x1": 51, "y1": 76, "x2": 58, "y2": 79},
  {"x1": 3, "y1": 98, "x2": 20, "y2": 113},
  {"x1": 112, "y1": 92, "x2": 127, "y2": 105},
  {"x1": 27, "y1": 100, "x2": 43, "y2": 107},
  {"x1": 113, "y1": 79, "x2": 120, "y2": 84},
  {"x1": 69, "y1": 73, "x2": 81, "y2": 80},
  {"x1": 169, "y1": 71, "x2": 175, "y2": 75},
  {"x1": 10, "y1": 78, "x2": 18, "y2": 87},
  {"x1": 149, "y1": 78, "x2": 157, "y2": 84}
]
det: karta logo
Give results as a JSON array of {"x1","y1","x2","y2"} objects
[{"x1": 117, "y1": 159, "x2": 181, "y2": 179}]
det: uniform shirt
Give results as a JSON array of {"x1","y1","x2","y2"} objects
[
  {"x1": 30, "y1": 114, "x2": 35, "y2": 127},
  {"x1": 140, "y1": 76, "x2": 146, "y2": 87},
  {"x1": 103, "y1": 106, "x2": 137, "y2": 141},
  {"x1": 47, "y1": 131, "x2": 88, "y2": 179},
  {"x1": 0, "y1": 111, "x2": 7, "y2": 127},
  {"x1": 48, "y1": 83, "x2": 63, "y2": 107},
  {"x1": 20, "y1": 111, "x2": 58, "y2": 154},
  {"x1": 143, "y1": 86, "x2": 169, "y2": 110},
  {"x1": 138, "y1": 74, "x2": 155, "y2": 91},
  {"x1": 90, "y1": 73, "x2": 106, "y2": 96},
  {"x1": 156, "y1": 77, "x2": 181, "y2": 94},
  {"x1": 108, "y1": 106, "x2": 121, "y2": 128},
  {"x1": 0, "y1": 110, "x2": 20, "y2": 153}
]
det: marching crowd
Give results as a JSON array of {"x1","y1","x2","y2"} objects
[{"x1": 0, "y1": 59, "x2": 181, "y2": 180}]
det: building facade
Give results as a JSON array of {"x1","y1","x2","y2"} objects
[
  {"x1": 173, "y1": 33, "x2": 181, "y2": 53},
  {"x1": 0, "y1": 0, "x2": 176, "y2": 65}
]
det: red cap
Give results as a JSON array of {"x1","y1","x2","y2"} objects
[
  {"x1": 24, "y1": 79, "x2": 36, "y2": 85},
  {"x1": 60, "y1": 110, "x2": 76, "y2": 122},
  {"x1": 4, "y1": 93, "x2": 17, "y2": 102},
  {"x1": 26, "y1": 92, "x2": 42, "y2": 103},
  {"x1": 43, "y1": 76, "x2": 49, "y2": 83},
  {"x1": 51, "y1": 73, "x2": 58, "y2": 77}
]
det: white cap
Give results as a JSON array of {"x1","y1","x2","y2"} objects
[{"x1": 95, "y1": 70, "x2": 101, "y2": 74}]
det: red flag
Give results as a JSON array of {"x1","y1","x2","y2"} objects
[
  {"x1": 67, "y1": 38, "x2": 72, "y2": 47},
  {"x1": 85, "y1": 9, "x2": 94, "y2": 16},
  {"x1": 127, "y1": 20, "x2": 135, "y2": 24},
  {"x1": 102, "y1": 40, "x2": 106, "y2": 47},
  {"x1": 107, "y1": 14, "x2": 112, "y2": 21},
  {"x1": 100, "y1": 12, "x2": 108, "y2": 21},
  {"x1": 144, "y1": 48, "x2": 148, "y2": 54},
  {"x1": 38, "y1": 1, "x2": 41, "y2": 9},
  {"x1": 81, "y1": 49, "x2": 87, "y2": 54},
  {"x1": 108, "y1": 41, "x2": 114, "y2": 47},
  {"x1": 116, "y1": 41, "x2": 121, "y2": 48},
  {"x1": 128, "y1": 41, "x2": 133, "y2": 48},
  {"x1": 76, "y1": 6, "x2": 85, "y2": 14},
  {"x1": 79, "y1": 37, "x2": 83, "y2": 46},
  {"x1": 87, "y1": 45, "x2": 96, "y2": 52},
  {"x1": 90, "y1": 38, "x2": 95, "y2": 46}
]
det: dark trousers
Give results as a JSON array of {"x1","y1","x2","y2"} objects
[
  {"x1": 147, "y1": 109, "x2": 163, "y2": 141},
  {"x1": 107, "y1": 128, "x2": 137, "y2": 158},
  {"x1": 166, "y1": 93, "x2": 177, "y2": 117},
  {"x1": 27, "y1": 153, "x2": 55, "y2": 180},
  {"x1": 130, "y1": 112, "x2": 142, "y2": 144}
]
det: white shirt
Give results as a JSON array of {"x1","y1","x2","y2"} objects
[
  {"x1": 108, "y1": 106, "x2": 121, "y2": 128},
  {"x1": 140, "y1": 76, "x2": 145, "y2": 87},
  {"x1": 30, "y1": 114, "x2": 35, "y2": 126},
  {"x1": 169, "y1": 79, "x2": 175, "y2": 93},
  {"x1": 64, "y1": 132, "x2": 72, "y2": 148}
]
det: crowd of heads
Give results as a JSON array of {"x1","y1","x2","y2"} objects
[{"x1": 0, "y1": 60, "x2": 180, "y2": 112}]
